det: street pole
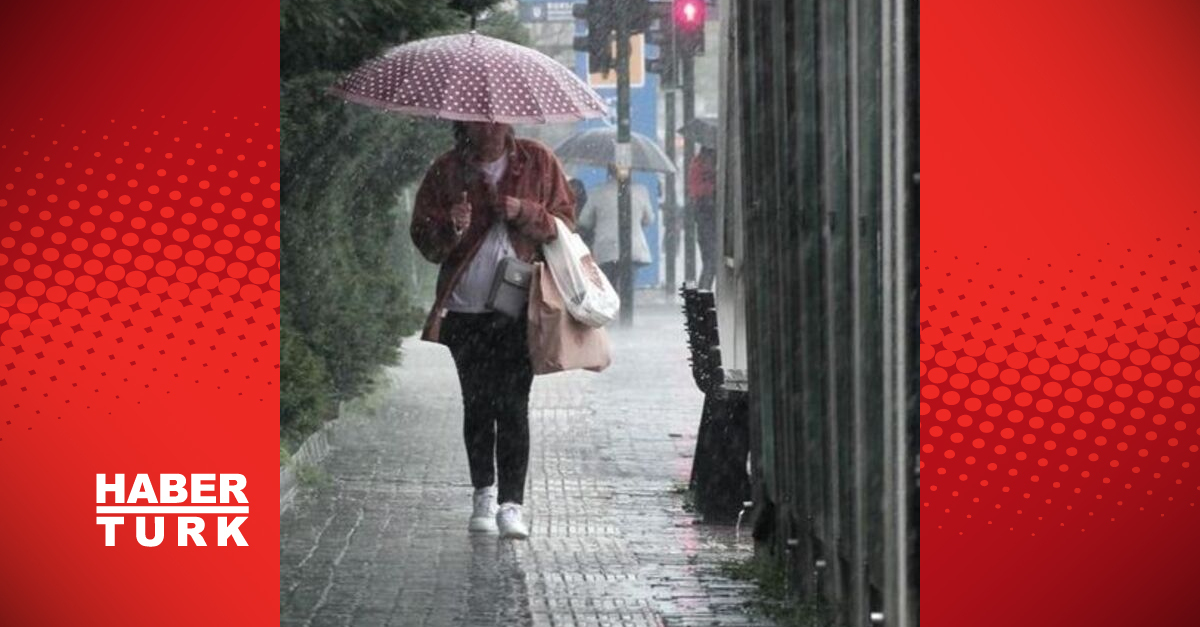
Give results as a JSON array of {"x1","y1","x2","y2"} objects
[
  {"x1": 616, "y1": 2, "x2": 634, "y2": 326},
  {"x1": 681, "y1": 50, "x2": 696, "y2": 283},
  {"x1": 663, "y1": 88, "x2": 678, "y2": 295}
]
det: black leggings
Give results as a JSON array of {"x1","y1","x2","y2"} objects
[
  {"x1": 441, "y1": 311, "x2": 534, "y2": 505},
  {"x1": 695, "y1": 198, "x2": 718, "y2": 291}
]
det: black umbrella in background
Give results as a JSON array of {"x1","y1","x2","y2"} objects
[
  {"x1": 678, "y1": 116, "x2": 718, "y2": 148},
  {"x1": 554, "y1": 127, "x2": 676, "y2": 173}
]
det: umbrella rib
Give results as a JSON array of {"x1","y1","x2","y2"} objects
[
  {"x1": 395, "y1": 43, "x2": 443, "y2": 114},
  {"x1": 439, "y1": 45, "x2": 470, "y2": 120},
  {"x1": 554, "y1": 62, "x2": 600, "y2": 123},
  {"x1": 481, "y1": 53, "x2": 498, "y2": 123},
  {"x1": 537, "y1": 53, "x2": 591, "y2": 122},
  {"x1": 504, "y1": 55, "x2": 548, "y2": 124},
  {"x1": 444, "y1": 42, "x2": 494, "y2": 122}
]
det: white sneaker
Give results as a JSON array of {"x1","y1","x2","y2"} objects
[
  {"x1": 496, "y1": 502, "x2": 529, "y2": 539},
  {"x1": 469, "y1": 487, "x2": 498, "y2": 533}
]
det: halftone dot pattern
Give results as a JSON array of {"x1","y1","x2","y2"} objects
[
  {"x1": 0, "y1": 110, "x2": 280, "y2": 443},
  {"x1": 921, "y1": 228, "x2": 1200, "y2": 535}
]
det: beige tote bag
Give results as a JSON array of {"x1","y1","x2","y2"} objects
[{"x1": 527, "y1": 262, "x2": 612, "y2": 375}]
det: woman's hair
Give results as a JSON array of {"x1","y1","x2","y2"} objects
[
  {"x1": 568, "y1": 178, "x2": 587, "y2": 209},
  {"x1": 452, "y1": 122, "x2": 471, "y2": 152}
]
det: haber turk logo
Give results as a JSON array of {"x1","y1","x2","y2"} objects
[{"x1": 95, "y1": 474, "x2": 249, "y2": 547}]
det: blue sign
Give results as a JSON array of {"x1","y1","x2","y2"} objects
[{"x1": 518, "y1": 1, "x2": 577, "y2": 22}]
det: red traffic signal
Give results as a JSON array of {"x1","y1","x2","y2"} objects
[{"x1": 673, "y1": 0, "x2": 706, "y2": 31}]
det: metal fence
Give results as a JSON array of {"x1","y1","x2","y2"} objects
[{"x1": 722, "y1": 0, "x2": 919, "y2": 625}]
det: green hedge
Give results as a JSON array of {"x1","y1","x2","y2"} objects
[{"x1": 279, "y1": 0, "x2": 527, "y2": 453}]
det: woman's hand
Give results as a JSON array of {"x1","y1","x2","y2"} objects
[
  {"x1": 450, "y1": 192, "x2": 472, "y2": 234},
  {"x1": 499, "y1": 195, "x2": 521, "y2": 221}
]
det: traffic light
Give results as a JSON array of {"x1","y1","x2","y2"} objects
[
  {"x1": 645, "y1": 45, "x2": 678, "y2": 88},
  {"x1": 628, "y1": 0, "x2": 669, "y2": 34},
  {"x1": 642, "y1": 1, "x2": 678, "y2": 87},
  {"x1": 572, "y1": 0, "x2": 616, "y2": 75},
  {"x1": 673, "y1": 0, "x2": 705, "y2": 55}
]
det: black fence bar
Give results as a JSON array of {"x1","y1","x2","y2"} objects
[{"x1": 728, "y1": 0, "x2": 919, "y2": 624}]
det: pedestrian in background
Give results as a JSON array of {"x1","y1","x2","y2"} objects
[
  {"x1": 410, "y1": 121, "x2": 575, "y2": 540},
  {"x1": 688, "y1": 146, "x2": 718, "y2": 291},
  {"x1": 568, "y1": 178, "x2": 591, "y2": 248},
  {"x1": 577, "y1": 165, "x2": 653, "y2": 288}
]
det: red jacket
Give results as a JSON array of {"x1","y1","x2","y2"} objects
[
  {"x1": 687, "y1": 151, "x2": 716, "y2": 202},
  {"x1": 410, "y1": 136, "x2": 576, "y2": 343}
]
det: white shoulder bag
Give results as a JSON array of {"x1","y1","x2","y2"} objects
[{"x1": 541, "y1": 217, "x2": 620, "y2": 328}]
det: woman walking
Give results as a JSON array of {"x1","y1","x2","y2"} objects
[
  {"x1": 410, "y1": 121, "x2": 576, "y2": 539},
  {"x1": 577, "y1": 165, "x2": 654, "y2": 288},
  {"x1": 687, "y1": 146, "x2": 718, "y2": 291}
]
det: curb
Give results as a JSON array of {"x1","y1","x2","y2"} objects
[{"x1": 279, "y1": 402, "x2": 341, "y2": 515}]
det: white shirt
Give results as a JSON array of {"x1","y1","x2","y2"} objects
[
  {"x1": 578, "y1": 179, "x2": 653, "y2": 265},
  {"x1": 478, "y1": 153, "x2": 507, "y2": 186},
  {"x1": 445, "y1": 155, "x2": 517, "y2": 313}
]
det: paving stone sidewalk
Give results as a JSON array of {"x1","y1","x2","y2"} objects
[{"x1": 280, "y1": 293, "x2": 777, "y2": 627}]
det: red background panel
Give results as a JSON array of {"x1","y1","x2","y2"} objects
[
  {"x1": 0, "y1": 2, "x2": 279, "y2": 625},
  {"x1": 924, "y1": 1, "x2": 1200, "y2": 625}
]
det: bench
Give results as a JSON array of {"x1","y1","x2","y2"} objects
[{"x1": 679, "y1": 283, "x2": 751, "y2": 523}]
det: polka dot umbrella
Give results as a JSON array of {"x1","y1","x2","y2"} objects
[{"x1": 329, "y1": 32, "x2": 609, "y2": 124}]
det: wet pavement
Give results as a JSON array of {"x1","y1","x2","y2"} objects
[{"x1": 279, "y1": 293, "x2": 776, "y2": 627}]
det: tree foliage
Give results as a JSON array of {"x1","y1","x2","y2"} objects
[{"x1": 279, "y1": 0, "x2": 527, "y2": 451}]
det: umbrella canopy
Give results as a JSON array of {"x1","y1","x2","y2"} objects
[
  {"x1": 678, "y1": 116, "x2": 718, "y2": 148},
  {"x1": 554, "y1": 127, "x2": 676, "y2": 173},
  {"x1": 329, "y1": 33, "x2": 608, "y2": 124}
]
